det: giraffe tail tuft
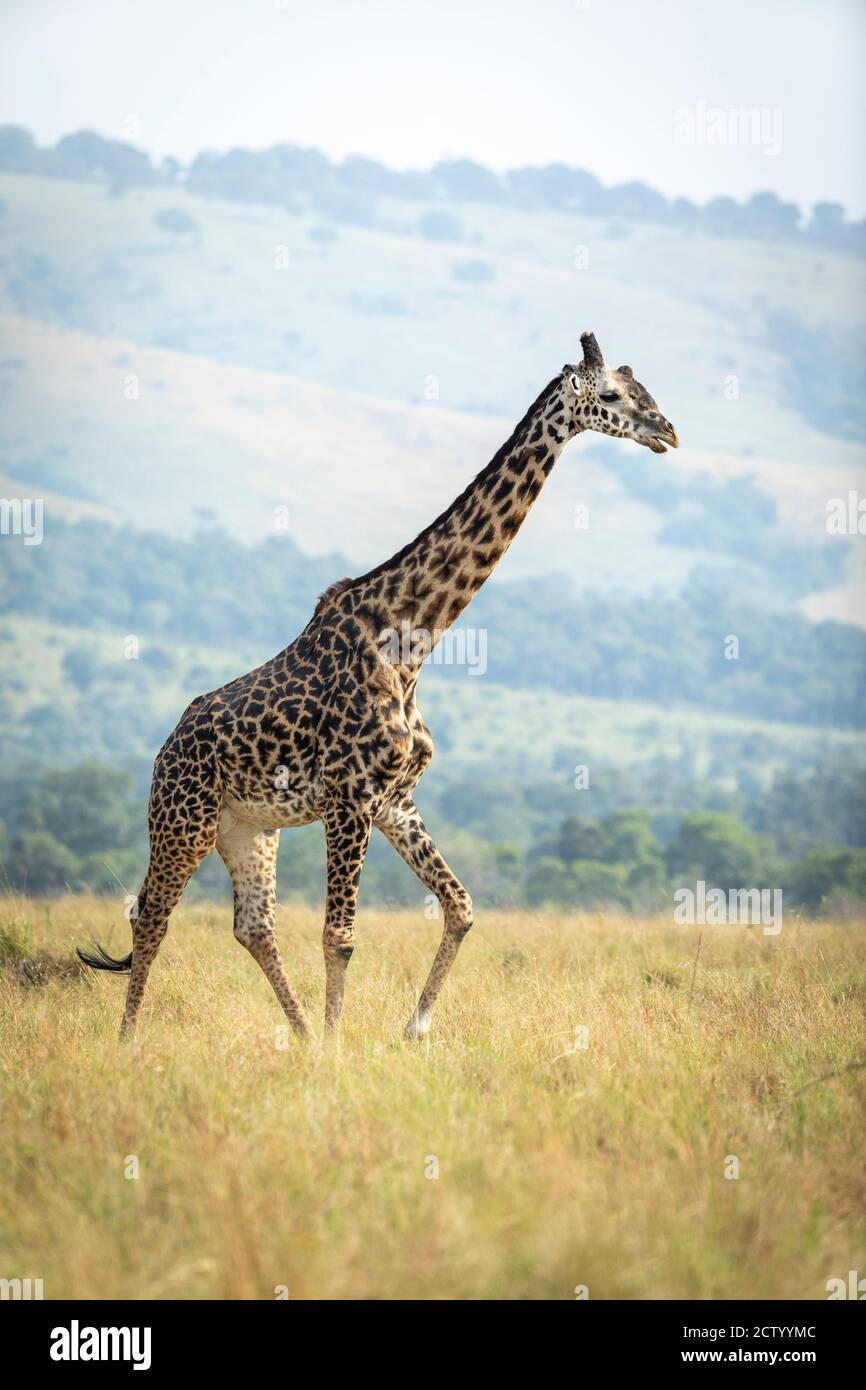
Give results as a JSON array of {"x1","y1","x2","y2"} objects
[{"x1": 76, "y1": 942, "x2": 133, "y2": 973}]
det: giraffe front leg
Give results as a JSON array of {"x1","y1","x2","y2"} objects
[
  {"x1": 377, "y1": 800, "x2": 473, "y2": 1040},
  {"x1": 322, "y1": 806, "x2": 372, "y2": 1038}
]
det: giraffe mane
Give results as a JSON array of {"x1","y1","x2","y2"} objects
[
  {"x1": 314, "y1": 577, "x2": 354, "y2": 613},
  {"x1": 349, "y1": 375, "x2": 562, "y2": 588}
]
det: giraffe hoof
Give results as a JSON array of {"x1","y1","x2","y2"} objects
[{"x1": 403, "y1": 1014, "x2": 431, "y2": 1042}]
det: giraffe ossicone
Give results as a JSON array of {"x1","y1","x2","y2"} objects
[{"x1": 78, "y1": 334, "x2": 678, "y2": 1041}]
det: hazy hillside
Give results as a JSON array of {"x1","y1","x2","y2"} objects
[
  {"x1": 1, "y1": 171, "x2": 864, "y2": 465},
  {"x1": 1, "y1": 166, "x2": 864, "y2": 624},
  {"x1": 0, "y1": 311, "x2": 861, "y2": 619}
]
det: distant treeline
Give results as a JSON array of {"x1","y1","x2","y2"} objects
[
  {"x1": 3, "y1": 518, "x2": 865, "y2": 729},
  {"x1": 0, "y1": 124, "x2": 862, "y2": 256},
  {"x1": 1, "y1": 761, "x2": 863, "y2": 915}
]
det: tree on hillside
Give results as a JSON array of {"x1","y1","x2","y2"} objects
[
  {"x1": 53, "y1": 131, "x2": 154, "y2": 191},
  {"x1": 746, "y1": 756, "x2": 866, "y2": 855},
  {"x1": 666, "y1": 811, "x2": 765, "y2": 890},
  {"x1": 524, "y1": 810, "x2": 666, "y2": 910},
  {"x1": 15, "y1": 763, "x2": 139, "y2": 859},
  {"x1": 596, "y1": 809, "x2": 663, "y2": 868},
  {"x1": 11, "y1": 831, "x2": 79, "y2": 894},
  {"x1": 605, "y1": 181, "x2": 669, "y2": 222},
  {"x1": 557, "y1": 814, "x2": 605, "y2": 864},
  {"x1": 703, "y1": 196, "x2": 747, "y2": 237},
  {"x1": 783, "y1": 847, "x2": 866, "y2": 913},
  {"x1": 744, "y1": 190, "x2": 801, "y2": 239},
  {"x1": 505, "y1": 163, "x2": 602, "y2": 211},
  {"x1": 670, "y1": 196, "x2": 702, "y2": 229},
  {"x1": 524, "y1": 855, "x2": 630, "y2": 909},
  {"x1": 186, "y1": 143, "x2": 325, "y2": 207},
  {"x1": 432, "y1": 159, "x2": 503, "y2": 203},
  {"x1": 339, "y1": 155, "x2": 435, "y2": 200},
  {"x1": 0, "y1": 124, "x2": 41, "y2": 173}
]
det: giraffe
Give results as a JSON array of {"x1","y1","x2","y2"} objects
[{"x1": 78, "y1": 332, "x2": 678, "y2": 1041}]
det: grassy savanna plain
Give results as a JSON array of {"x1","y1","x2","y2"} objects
[{"x1": 1, "y1": 894, "x2": 864, "y2": 1300}]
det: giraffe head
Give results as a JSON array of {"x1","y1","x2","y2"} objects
[{"x1": 563, "y1": 331, "x2": 679, "y2": 453}]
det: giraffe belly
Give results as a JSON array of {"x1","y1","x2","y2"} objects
[{"x1": 221, "y1": 791, "x2": 318, "y2": 830}]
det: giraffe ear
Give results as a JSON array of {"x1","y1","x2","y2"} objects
[
  {"x1": 580, "y1": 332, "x2": 604, "y2": 369},
  {"x1": 568, "y1": 372, "x2": 585, "y2": 398}
]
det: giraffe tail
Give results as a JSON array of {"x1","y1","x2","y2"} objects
[
  {"x1": 77, "y1": 880, "x2": 155, "y2": 973},
  {"x1": 76, "y1": 942, "x2": 133, "y2": 972}
]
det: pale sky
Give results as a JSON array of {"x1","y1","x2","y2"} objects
[{"x1": 1, "y1": 0, "x2": 864, "y2": 216}]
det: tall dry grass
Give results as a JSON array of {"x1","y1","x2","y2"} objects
[{"x1": 1, "y1": 894, "x2": 864, "y2": 1299}]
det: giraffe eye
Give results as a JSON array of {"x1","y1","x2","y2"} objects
[{"x1": 600, "y1": 392, "x2": 619, "y2": 403}]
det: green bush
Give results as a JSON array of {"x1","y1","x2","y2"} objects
[{"x1": 10, "y1": 831, "x2": 79, "y2": 893}]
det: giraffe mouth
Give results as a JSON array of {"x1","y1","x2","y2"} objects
[{"x1": 646, "y1": 425, "x2": 680, "y2": 454}]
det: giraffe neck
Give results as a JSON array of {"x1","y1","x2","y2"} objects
[{"x1": 353, "y1": 376, "x2": 578, "y2": 658}]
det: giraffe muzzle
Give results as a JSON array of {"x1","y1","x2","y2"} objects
[{"x1": 647, "y1": 421, "x2": 680, "y2": 453}]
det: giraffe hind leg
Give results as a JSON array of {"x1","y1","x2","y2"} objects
[
  {"x1": 120, "y1": 711, "x2": 222, "y2": 1035},
  {"x1": 79, "y1": 816, "x2": 218, "y2": 1036},
  {"x1": 120, "y1": 844, "x2": 210, "y2": 1035},
  {"x1": 217, "y1": 817, "x2": 312, "y2": 1040}
]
